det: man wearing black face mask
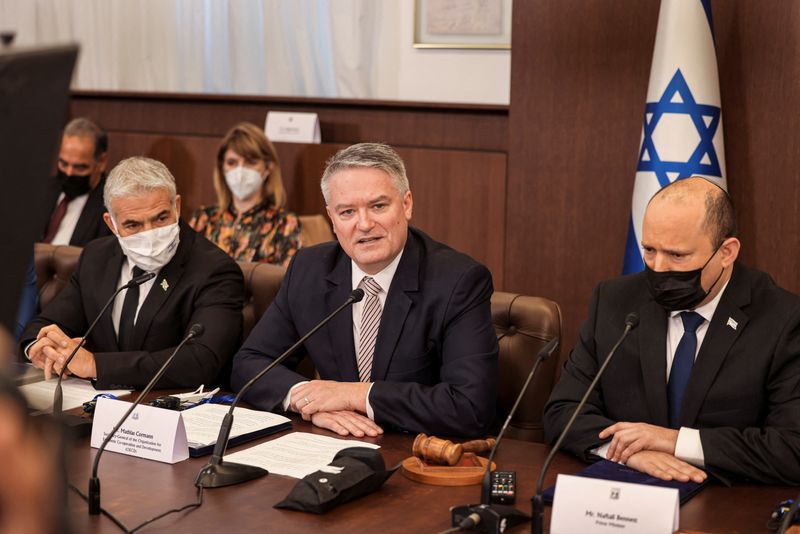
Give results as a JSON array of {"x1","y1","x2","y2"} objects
[
  {"x1": 544, "y1": 177, "x2": 800, "y2": 485},
  {"x1": 40, "y1": 117, "x2": 112, "y2": 246}
]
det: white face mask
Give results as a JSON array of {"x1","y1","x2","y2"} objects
[
  {"x1": 115, "y1": 222, "x2": 180, "y2": 273},
  {"x1": 225, "y1": 166, "x2": 265, "y2": 201}
]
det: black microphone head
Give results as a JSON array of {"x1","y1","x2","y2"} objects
[
  {"x1": 130, "y1": 271, "x2": 156, "y2": 286},
  {"x1": 625, "y1": 312, "x2": 640, "y2": 330},
  {"x1": 538, "y1": 337, "x2": 560, "y2": 360},
  {"x1": 350, "y1": 288, "x2": 365, "y2": 302},
  {"x1": 188, "y1": 323, "x2": 204, "y2": 338}
]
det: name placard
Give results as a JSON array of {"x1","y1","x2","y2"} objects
[
  {"x1": 90, "y1": 398, "x2": 189, "y2": 464},
  {"x1": 265, "y1": 111, "x2": 321, "y2": 143},
  {"x1": 550, "y1": 474, "x2": 679, "y2": 534}
]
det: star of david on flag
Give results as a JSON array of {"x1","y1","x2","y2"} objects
[{"x1": 623, "y1": 0, "x2": 727, "y2": 274}]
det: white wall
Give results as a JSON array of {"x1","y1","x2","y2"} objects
[{"x1": 0, "y1": 0, "x2": 510, "y2": 105}]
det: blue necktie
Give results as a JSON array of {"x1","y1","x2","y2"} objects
[{"x1": 667, "y1": 311, "x2": 705, "y2": 429}]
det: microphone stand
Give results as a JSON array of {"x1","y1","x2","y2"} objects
[
  {"x1": 89, "y1": 323, "x2": 203, "y2": 515},
  {"x1": 532, "y1": 313, "x2": 639, "y2": 534},
  {"x1": 194, "y1": 289, "x2": 364, "y2": 489},
  {"x1": 51, "y1": 271, "x2": 155, "y2": 435},
  {"x1": 450, "y1": 337, "x2": 560, "y2": 534}
]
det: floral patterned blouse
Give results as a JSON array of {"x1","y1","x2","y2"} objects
[{"x1": 189, "y1": 201, "x2": 302, "y2": 266}]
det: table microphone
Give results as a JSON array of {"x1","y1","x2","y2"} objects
[
  {"x1": 88, "y1": 323, "x2": 204, "y2": 515},
  {"x1": 450, "y1": 336, "x2": 560, "y2": 534},
  {"x1": 531, "y1": 312, "x2": 639, "y2": 534},
  {"x1": 194, "y1": 288, "x2": 365, "y2": 489},
  {"x1": 52, "y1": 270, "x2": 156, "y2": 419}
]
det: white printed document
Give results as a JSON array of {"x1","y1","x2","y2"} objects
[
  {"x1": 225, "y1": 432, "x2": 380, "y2": 479},
  {"x1": 19, "y1": 377, "x2": 131, "y2": 413},
  {"x1": 181, "y1": 404, "x2": 291, "y2": 449}
]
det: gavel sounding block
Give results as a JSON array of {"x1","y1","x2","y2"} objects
[{"x1": 400, "y1": 454, "x2": 496, "y2": 486}]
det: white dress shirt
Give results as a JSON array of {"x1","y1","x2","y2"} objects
[{"x1": 50, "y1": 192, "x2": 89, "y2": 246}]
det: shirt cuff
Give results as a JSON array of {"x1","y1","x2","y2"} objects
[
  {"x1": 23, "y1": 339, "x2": 37, "y2": 361},
  {"x1": 674, "y1": 427, "x2": 705, "y2": 467},
  {"x1": 590, "y1": 442, "x2": 612, "y2": 461},
  {"x1": 364, "y1": 382, "x2": 375, "y2": 420},
  {"x1": 282, "y1": 381, "x2": 309, "y2": 412}
]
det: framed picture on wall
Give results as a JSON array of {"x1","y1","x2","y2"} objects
[{"x1": 414, "y1": 0, "x2": 512, "y2": 49}]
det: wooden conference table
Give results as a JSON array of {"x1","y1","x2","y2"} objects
[{"x1": 66, "y1": 412, "x2": 791, "y2": 533}]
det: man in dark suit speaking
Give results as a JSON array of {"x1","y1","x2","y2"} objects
[
  {"x1": 22, "y1": 157, "x2": 243, "y2": 390},
  {"x1": 232, "y1": 143, "x2": 498, "y2": 438},
  {"x1": 544, "y1": 177, "x2": 800, "y2": 485}
]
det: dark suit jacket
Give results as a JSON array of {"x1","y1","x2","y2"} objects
[
  {"x1": 41, "y1": 174, "x2": 111, "y2": 246},
  {"x1": 543, "y1": 262, "x2": 800, "y2": 485},
  {"x1": 231, "y1": 227, "x2": 498, "y2": 437},
  {"x1": 21, "y1": 220, "x2": 244, "y2": 389}
]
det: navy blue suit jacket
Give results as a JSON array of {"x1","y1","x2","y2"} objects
[
  {"x1": 231, "y1": 227, "x2": 498, "y2": 438},
  {"x1": 544, "y1": 262, "x2": 800, "y2": 485}
]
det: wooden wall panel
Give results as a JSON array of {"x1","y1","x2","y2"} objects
[
  {"x1": 714, "y1": 2, "x2": 800, "y2": 291},
  {"x1": 507, "y1": 0, "x2": 659, "y2": 351}
]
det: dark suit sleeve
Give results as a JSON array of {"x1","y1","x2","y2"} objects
[
  {"x1": 699, "y1": 305, "x2": 800, "y2": 485},
  {"x1": 368, "y1": 263, "x2": 498, "y2": 438},
  {"x1": 92, "y1": 260, "x2": 244, "y2": 389},
  {"x1": 543, "y1": 283, "x2": 615, "y2": 460},
  {"x1": 230, "y1": 256, "x2": 308, "y2": 410}
]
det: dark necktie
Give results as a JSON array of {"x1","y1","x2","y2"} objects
[
  {"x1": 667, "y1": 311, "x2": 705, "y2": 428},
  {"x1": 43, "y1": 196, "x2": 71, "y2": 243},
  {"x1": 117, "y1": 266, "x2": 145, "y2": 351}
]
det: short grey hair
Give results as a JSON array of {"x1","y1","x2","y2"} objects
[
  {"x1": 104, "y1": 157, "x2": 177, "y2": 218},
  {"x1": 320, "y1": 143, "x2": 410, "y2": 204}
]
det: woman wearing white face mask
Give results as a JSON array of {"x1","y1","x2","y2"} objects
[{"x1": 189, "y1": 122, "x2": 301, "y2": 266}]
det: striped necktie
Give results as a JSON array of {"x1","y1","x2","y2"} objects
[{"x1": 357, "y1": 276, "x2": 382, "y2": 382}]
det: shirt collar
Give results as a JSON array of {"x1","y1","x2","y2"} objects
[{"x1": 351, "y1": 249, "x2": 404, "y2": 294}]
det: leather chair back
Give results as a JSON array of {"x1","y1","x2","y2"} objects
[
  {"x1": 34, "y1": 242, "x2": 82, "y2": 310},
  {"x1": 236, "y1": 261, "x2": 286, "y2": 340},
  {"x1": 492, "y1": 291, "x2": 562, "y2": 442},
  {"x1": 298, "y1": 214, "x2": 334, "y2": 247}
]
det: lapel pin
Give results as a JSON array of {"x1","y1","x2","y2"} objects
[
  {"x1": 726, "y1": 317, "x2": 738, "y2": 330},
  {"x1": 160, "y1": 279, "x2": 169, "y2": 291}
]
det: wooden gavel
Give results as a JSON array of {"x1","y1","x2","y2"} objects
[{"x1": 412, "y1": 433, "x2": 496, "y2": 466}]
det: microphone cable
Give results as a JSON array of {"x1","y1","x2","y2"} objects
[{"x1": 70, "y1": 482, "x2": 203, "y2": 534}]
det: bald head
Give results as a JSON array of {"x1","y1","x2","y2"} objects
[{"x1": 648, "y1": 177, "x2": 736, "y2": 248}]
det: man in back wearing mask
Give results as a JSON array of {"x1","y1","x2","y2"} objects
[
  {"x1": 544, "y1": 177, "x2": 800, "y2": 485},
  {"x1": 41, "y1": 117, "x2": 112, "y2": 245},
  {"x1": 21, "y1": 157, "x2": 244, "y2": 389}
]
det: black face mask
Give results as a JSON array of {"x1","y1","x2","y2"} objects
[
  {"x1": 645, "y1": 246, "x2": 725, "y2": 312},
  {"x1": 57, "y1": 169, "x2": 92, "y2": 199}
]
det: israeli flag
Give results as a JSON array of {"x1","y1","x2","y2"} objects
[{"x1": 623, "y1": 0, "x2": 726, "y2": 274}]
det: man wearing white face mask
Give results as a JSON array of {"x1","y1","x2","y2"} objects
[{"x1": 21, "y1": 157, "x2": 244, "y2": 390}]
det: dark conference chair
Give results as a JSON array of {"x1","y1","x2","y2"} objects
[{"x1": 492, "y1": 292, "x2": 561, "y2": 443}]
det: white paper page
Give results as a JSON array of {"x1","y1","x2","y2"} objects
[
  {"x1": 180, "y1": 404, "x2": 290, "y2": 448},
  {"x1": 225, "y1": 432, "x2": 380, "y2": 479},
  {"x1": 19, "y1": 377, "x2": 131, "y2": 413}
]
